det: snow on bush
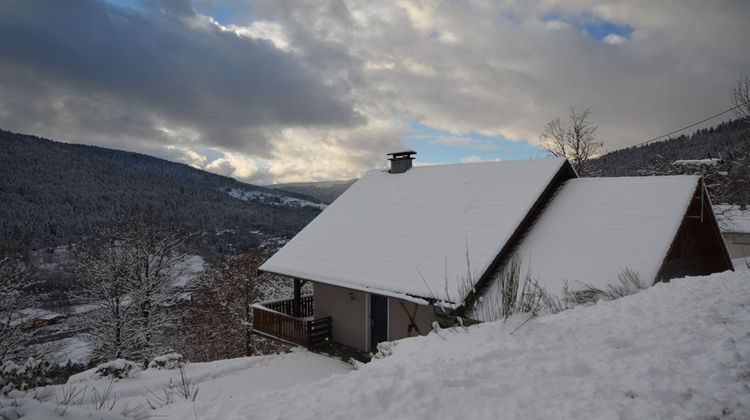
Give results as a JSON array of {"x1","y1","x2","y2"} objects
[
  {"x1": 0, "y1": 358, "x2": 52, "y2": 395},
  {"x1": 66, "y1": 359, "x2": 142, "y2": 383},
  {"x1": 148, "y1": 353, "x2": 185, "y2": 370}
]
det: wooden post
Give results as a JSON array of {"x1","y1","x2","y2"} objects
[{"x1": 293, "y1": 278, "x2": 302, "y2": 318}]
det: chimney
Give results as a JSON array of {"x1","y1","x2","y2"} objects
[{"x1": 387, "y1": 151, "x2": 416, "y2": 174}]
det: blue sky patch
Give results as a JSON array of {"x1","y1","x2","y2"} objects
[
  {"x1": 544, "y1": 12, "x2": 633, "y2": 42},
  {"x1": 104, "y1": 0, "x2": 143, "y2": 11},
  {"x1": 104, "y1": 0, "x2": 249, "y2": 25},
  {"x1": 404, "y1": 121, "x2": 545, "y2": 164},
  {"x1": 195, "y1": 3, "x2": 251, "y2": 25}
]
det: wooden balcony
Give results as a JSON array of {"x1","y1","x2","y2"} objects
[{"x1": 252, "y1": 295, "x2": 332, "y2": 347}]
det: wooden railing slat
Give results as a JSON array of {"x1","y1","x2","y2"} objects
[{"x1": 252, "y1": 295, "x2": 330, "y2": 347}]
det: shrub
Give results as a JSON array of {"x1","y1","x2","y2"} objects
[
  {"x1": 148, "y1": 353, "x2": 185, "y2": 370},
  {"x1": 93, "y1": 359, "x2": 139, "y2": 380},
  {"x1": 1, "y1": 358, "x2": 53, "y2": 395},
  {"x1": 470, "y1": 257, "x2": 543, "y2": 322},
  {"x1": 527, "y1": 268, "x2": 646, "y2": 315}
]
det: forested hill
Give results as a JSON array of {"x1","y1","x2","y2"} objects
[
  {"x1": 588, "y1": 117, "x2": 750, "y2": 205},
  {"x1": 0, "y1": 129, "x2": 325, "y2": 254}
]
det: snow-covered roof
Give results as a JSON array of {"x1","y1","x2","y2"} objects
[
  {"x1": 507, "y1": 176, "x2": 700, "y2": 298},
  {"x1": 260, "y1": 158, "x2": 569, "y2": 302}
]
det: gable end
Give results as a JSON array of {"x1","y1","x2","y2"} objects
[{"x1": 656, "y1": 179, "x2": 734, "y2": 281}]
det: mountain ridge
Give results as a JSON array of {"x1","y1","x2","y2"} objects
[{"x1": 0, "y1": 129, "x2": 323, "y2": 255}]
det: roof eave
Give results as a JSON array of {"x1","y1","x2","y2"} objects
[{"x1": 258, "y1": 267, "x2": 452, "y2": 307}]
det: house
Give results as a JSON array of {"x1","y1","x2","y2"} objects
[
  {"x1": 713, "y1": 204, "x2": 750, "y2": 261},
  {"x1": 254, "y1": 152, "x2": 732, "y2": 352}
]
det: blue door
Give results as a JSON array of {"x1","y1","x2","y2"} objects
[{"x1": 370, "y1": 294, "x2": 388, "y2": 352}]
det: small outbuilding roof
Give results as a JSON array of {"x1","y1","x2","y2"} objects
[
  {"x1": 502, "y1": 176, "x2": 701, "y2": 298},
  {"x1": 260, "y1": 158, "x2": 571, "y2": 303}
]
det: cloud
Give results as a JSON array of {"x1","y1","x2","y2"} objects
[
  {"x1": 262, "y1": 121, "x2": 406, "y2": 183},
  {"x1": 250, "y1": 0, "x2": 750, "y2": 150},
  {"x1": 227, "y1": 20, "x2": 292, "y2": 51},
  {"x1": 206, "y1": 152, "x2": 260, "y2": 179},
  {"x1": 166, "y1": 145, "x2": 208, "y2": 169},
  {"x1": 428, "y1": 136, "x2": 501, "y2": 151},
  {"x1": 1, "y1": 0, "x2": 749, "y2": 184},
  {"x1": 460, "y1": 155, "x2": 502, "y2": 163},
  {"x1": 0, "y1": 0, "x2": 360, "y2": 157},
  {"x1": 602, "y1": 33, "x2": 626, "y2": 45}
]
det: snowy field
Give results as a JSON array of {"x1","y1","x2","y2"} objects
[{"x1": 4, "y1": 269, "x2": 749, "y2": 419}]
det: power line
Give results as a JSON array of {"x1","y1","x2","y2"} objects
[{"x1": 630, "y1": 98, "x2": 750, "y2": 148}]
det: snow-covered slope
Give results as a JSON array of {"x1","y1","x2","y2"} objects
[
  {"x1": 270, "y1": 179, "x2": 356, "y2": 204},
  {"x1": 226, "y1": 188, "x2": 327, "y2": 210},
  {"x1": 7, "y1": 351, "x2": 351, "y2": 419},
  {"x1": 224, "y1": 271, "x2": 750, "y2": 419},
  {"x1": 7, "y1": 270, "x2": 749, "y2": 419}
]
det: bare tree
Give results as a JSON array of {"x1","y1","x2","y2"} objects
[
  {"x1": 540, "y1": 106, "x2": 603, "y2": 175},
  {"x1": 0, "y1": 256, "x2": 42, "y2": 360},
  {"x1": 184, "y1": 253, "x2": 283, "y2": 361},
  {"x1": 122, "y1": 221, "x2": 187, "y2": 362},
  {"x1": 732, "y1": 74, "x2": 750, "y2": 118},
  {"x1": 76, "y1": 231, "x2": 138, "y2": 361},
  {"x1": 74, "y1": 220, "x2": 188, "y2": 363}
]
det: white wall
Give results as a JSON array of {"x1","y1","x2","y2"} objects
[
  {"x1": 723, "y1": 232, "x2": 750, "y2": 259},
  {"x1": 387, "y1": 298, "x2": 436, "y2": 342},
  {"x1": 314, "y1": 282, "x2": 438, "y2": 351},
  {"x1": 313, "y1": 283, "x2": 368, "y2": 351}
]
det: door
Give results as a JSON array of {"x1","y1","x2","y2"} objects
[{"x1": 370, "y1": 294, "x2": 388, "y2": 352}]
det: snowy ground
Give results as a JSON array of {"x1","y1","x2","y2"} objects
[
  {"x1": 173, "y1": 255, "x2": 205, "y2": 287},
  {"x1": 4, "y1": 270, "x2": 750, "y2": 419},
  {"x1": 715, "y1": 204, "x2": 750, "y2": 234},
  {"x1": 226, "y1": 188, "x2": 327, "y2": 210},
  {"x1": 29, "y1": 336, "x2": 92, "y2": 366},
  {"x1": 4, "y1": 350, "x2": 351, "y2": 419}
]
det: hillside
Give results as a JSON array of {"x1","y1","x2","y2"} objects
[
  {"x1": 588, "y1": 117, "x2": 750, "y2": 205},
  {"x1": 271, "y1": 179, "x2": 356, "y2": 204},
  {"x1": 11, "y1": 269, "x2": 749, "y2": 419},
  {"x1": 0, "y1": 129, "x2": 325, "y2": 255}
]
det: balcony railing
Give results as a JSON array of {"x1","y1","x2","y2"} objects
[{"x1": 252, "y1": 295, "x2": 332, "y2": 347}]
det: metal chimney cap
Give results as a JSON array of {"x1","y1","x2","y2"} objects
[
  {"x1": 387, "y1": 150, "x2": 416, "y2": 160},
  {"x1": 387, "y1": 151, "x2": 416, "y2": 174}
]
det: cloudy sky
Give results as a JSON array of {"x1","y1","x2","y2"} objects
[{"x1": 1, "y1": 0, "x2": 748, "y2": 183}]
